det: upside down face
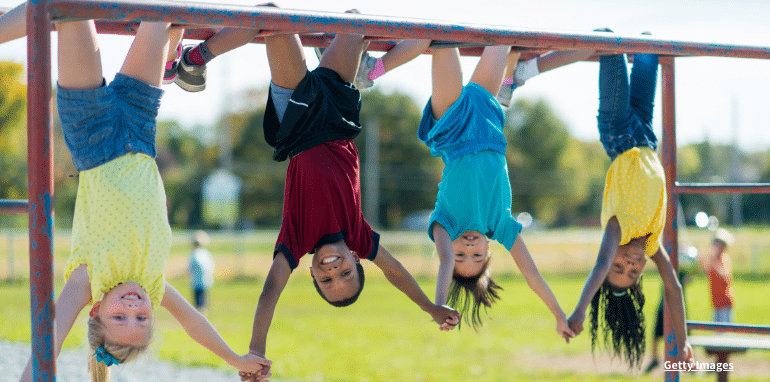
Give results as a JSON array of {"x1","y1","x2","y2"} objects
[
  {"x1": 451, "y1": 231, "x2": 491, "y2": 278},
  {"x1": 606, "y1": 239, "x2": 647, "y2": 289},
  {"x1": 311, "y1": 240, "x2": 361, "y2": 302},
  {"x1": 91, "y1": 281, "x2": 153, "y2": 346}
]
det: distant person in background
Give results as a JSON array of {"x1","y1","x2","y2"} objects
[
  {"x1": 189, "y1": 230, "x2": 215, "y2": 316},
  {"x1": 700, "y1": 228, "x2": 735, "y2": 323}
]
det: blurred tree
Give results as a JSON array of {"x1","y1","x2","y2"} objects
[
  {"x1": 358, "y1": 90, "x2": 437, "y2": 228},
  {"x1": 505, "y1": 98, "x2": 607, "y2": 226},
  {"x1": 0, "y1": 62, "x2": 27, "y2": 200}
]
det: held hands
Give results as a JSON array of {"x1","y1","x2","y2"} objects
[
  {"x1": 556, "y1": 312, "x2": 576, "y2": 344},
  {"x1": 680, "y1": 341, "x2": 695, "y2": 365},
  {"x1": 235, "y1": 351, "x2": 272, "y2": 382},
  {"x1": 430, "y1": 304, "x2": 460, "y2": 331},
  {"x1": 567, "y1": 310, "x2": 585, "y2": 337}
]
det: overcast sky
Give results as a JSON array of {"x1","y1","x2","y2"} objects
[{"x1": 2, "y1": 0, "x2": 770, "y2": 151}]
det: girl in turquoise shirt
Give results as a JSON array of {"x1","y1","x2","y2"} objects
[{"x1": 419, "y1": 45, "x2": 574, "y2": 336}]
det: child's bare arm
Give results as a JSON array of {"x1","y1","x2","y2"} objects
[
  {"x1": 651, "y1": 246, "x2": 694, "y2": 365},
  {"x1": 0, "y1": 2, "x2": 27, "y2": 45},
  {"x1": 568, "y1": 216, "x2": 621, "y2": 334},
  {"x1": 248, "y1": 254, "x2": 292, "y2": 357},
  {"x1": 372, "y1": 245, "x2": 460, "y2": 330},
  {"x1": 509, "y1": 236, "x2": 575, "y2": 342},
  {"x1": 432, "y1": 223, "x2": 454, "y2": 306},
  {"x1": 161, "y1": 282, "x2": 271, "y2": 374},
  {"x1": 20, "y1": 265, "x2": 91, "y2": 382}
]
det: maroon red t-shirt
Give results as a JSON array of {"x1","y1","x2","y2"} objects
[{"x1": 274, "y1": 140, "x2": 380, "y2": 270}]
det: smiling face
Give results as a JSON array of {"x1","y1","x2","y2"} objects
[
  {"x1": 451, "y1": 231, "x2": 491, "y2": 278},
  {"x1": 90, "y1": 282, "x2": 153, "y2": 346},
  {"x1": 606, "y1": 239, "x2": 647, "y2": 289},
  {"x1": 311, "y1": 240, "x2": 361, "y2": 303}
]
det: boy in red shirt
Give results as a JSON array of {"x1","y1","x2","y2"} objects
[
  {"x1": 239, "y1": 18, "x2": 460, "y2": 382},
  {"x1": 700, "y1": 229, "x2": 735, "y2": 323}
]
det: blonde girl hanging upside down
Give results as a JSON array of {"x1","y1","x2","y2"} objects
[{"x1": 0, "y1": 6, "x2": 271, "y2": 381}]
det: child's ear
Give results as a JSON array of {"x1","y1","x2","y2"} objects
[
  {"x1": 89, "y1": 301, "x2": 101, "y2": 318},
  {"x1": 309, "y1": 267, "x2": 315, "y2": 279}
]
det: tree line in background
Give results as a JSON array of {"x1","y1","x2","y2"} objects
[{"x1": 2, "y1": 60, "x2": 770, "y2": 230}]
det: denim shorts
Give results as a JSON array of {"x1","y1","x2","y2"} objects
[{"x1": 57, "y1": 73, "x2": 164, "y2": 171}]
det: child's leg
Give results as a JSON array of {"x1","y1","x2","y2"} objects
[
  {"x1": 119, "y1": 22, "x2": 172, "y2": 88},
  {"x1": 56, "y1": 21, "x2": 103, "y2": 90},
  {"x1": 184, "y1": 27, "x2": 261, "y2": 66},
  {"x1": 429, "y1": 48, "x2": 463, "y2": 120},
  {"x1": 0, "y1": 2, "x2": 27, "y2": 45},
  {"x1": 264, "y1": 34, "x2": 307, "y2": 90},
  {"x1": 628, "y1": 53, "x2": 659, "y2": 125},
  {"x1": 369, "y1": 39, "x2": 431, "y2": 79},
  {"x1": 319, "y1": 33, "x2": 368, "y2": 84},
  {"x1": 469, "y1": 45, "x2": 513, "y2": 96},
  {"x1": 597, "y1": 54, "x2": 630, "y2": 133},
  {"x1": 532, "y1": 50, "x2": 595, "y2": 74}
]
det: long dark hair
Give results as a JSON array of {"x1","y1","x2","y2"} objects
[
  {"x1": 589, "y1": 279, "x2": 646, "y2": 368},
  {"x1": 448, "y1": 260, "x2": 502, "y2": 330}
]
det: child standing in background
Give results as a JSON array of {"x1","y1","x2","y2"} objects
[
  {"x1": 700, "y1": 228, "x2": 735, "y2": 323},
  {"x1": 189, "y1": 230, "x2": 215, "y2": 316}
]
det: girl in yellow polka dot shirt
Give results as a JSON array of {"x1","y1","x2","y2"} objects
[
  {"x1": 0, "y1": 8, "x2": 271, "y2": 382},
  {"x1": 564, "y1": 50, "x2": 693, "y2": 369}
]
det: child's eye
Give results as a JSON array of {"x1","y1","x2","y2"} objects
[
  {"x1": 342, "y1": 270, "x2": 351, "y2": 276},
  {"x1": 321, "y1": 277, "x2": 332, "y2": 284},
  {"x1": 112, "y1": 315, "x2": 126, "y2": 321},
  {"x1": 473, "y1": 253, "x2": 483, "y2": 257},
  {"x1": 137, "y1": 315, "x2": 148, "y2": 322}
]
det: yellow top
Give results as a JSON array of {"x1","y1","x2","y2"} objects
[
  {"x1": 601, "y1": 147, "x2": 666, "y2": 257},
  {"x1": 64, "y1": 154, "x2": 171, "y2": 309}
]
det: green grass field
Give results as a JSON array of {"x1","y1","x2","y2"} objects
[{"x1": 1, "y1": 228, "x2": 770, "y2": 381}]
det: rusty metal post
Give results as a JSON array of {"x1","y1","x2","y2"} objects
[
  {"x1": 27, "y1": 0, "x2": 55, "y2": 381},
  {"x1": 660, "y1": 56, "x2": 679, "y2": 382}
]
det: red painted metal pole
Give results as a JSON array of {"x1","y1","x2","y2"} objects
[
  {"x1": 0, "y1": 199, "x2": 29, "y2": 214},
  {"x1": 27, "y1": 1, "x2": 56, "y2": 381},
  {"x1": 660, "y1": 57, "x2": 679, "y2": 382},
  {"x1": 46, "y1": 0, "x2": 770, "y2": 59},
  {"x1": 688, "y1": 321, "x2": 770, "y2": 335},
  {"x1": 675, "y1": 183, "x2": 770, "y2": 194}
]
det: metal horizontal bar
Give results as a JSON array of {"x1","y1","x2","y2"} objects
[
  {"x1": 674, "y1": 183, "x2": 770, "y2": 194},
  {"x1": 688, "y1": 321, "x2": 770, "y2": 335},
  {"x1": 47, "y1": 0, "x2": 770, "y2": 59},
  {"x1": 0, "y1": 199, "x2": 28, "y2": 214}
]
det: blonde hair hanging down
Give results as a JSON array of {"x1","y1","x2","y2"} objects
[{"x1": 87, "y1": 316, "x2": 151, "y2": 382}]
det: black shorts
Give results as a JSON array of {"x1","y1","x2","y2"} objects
[{"x1": 263, "y1": 67, "x2": 362, "y2": 162}]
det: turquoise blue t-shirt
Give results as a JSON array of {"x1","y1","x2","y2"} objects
[{"x1": 418, "y1": 83, "x2": 522, "y2": 250}]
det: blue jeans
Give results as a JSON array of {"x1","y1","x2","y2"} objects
[{"x1": 598, "y1": 53, "x2": 659, "y2": 160}]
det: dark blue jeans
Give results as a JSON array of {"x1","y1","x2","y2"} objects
[{"x1": 597, "y1": 53, "x2": 659, "y2": 160}]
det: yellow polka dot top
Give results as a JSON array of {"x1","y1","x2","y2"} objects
[
  {"x1": 600, "y1": 147, "x2": 666, "y2": 257},
  {"x1": 64, "y1": 154, "x2": 171, "y2": 309}
]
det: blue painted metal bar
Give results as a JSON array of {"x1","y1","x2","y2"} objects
[
  {"x1": 688, "y1": 321, "x2": 770, "y2": 335},
  {"x1": 674, "y1": 183, "x2": 770, "y2": 194},
  {"x1": 27, "y1": 1, "x2": 56, "y2": 381},
  {"x1": 47, "y1": 0, "x2": 770, "y2": 59},
  {"x1": 0, "y1": 199, "x2": 28, "y2": 214}
]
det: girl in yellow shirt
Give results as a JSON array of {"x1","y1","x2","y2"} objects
[
  {"x1": 0, "y1": 6, "x2": 271, "y2": 381},
  {"x1": 565, "y1": 49, "x2": 693, "y2": 369}
]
